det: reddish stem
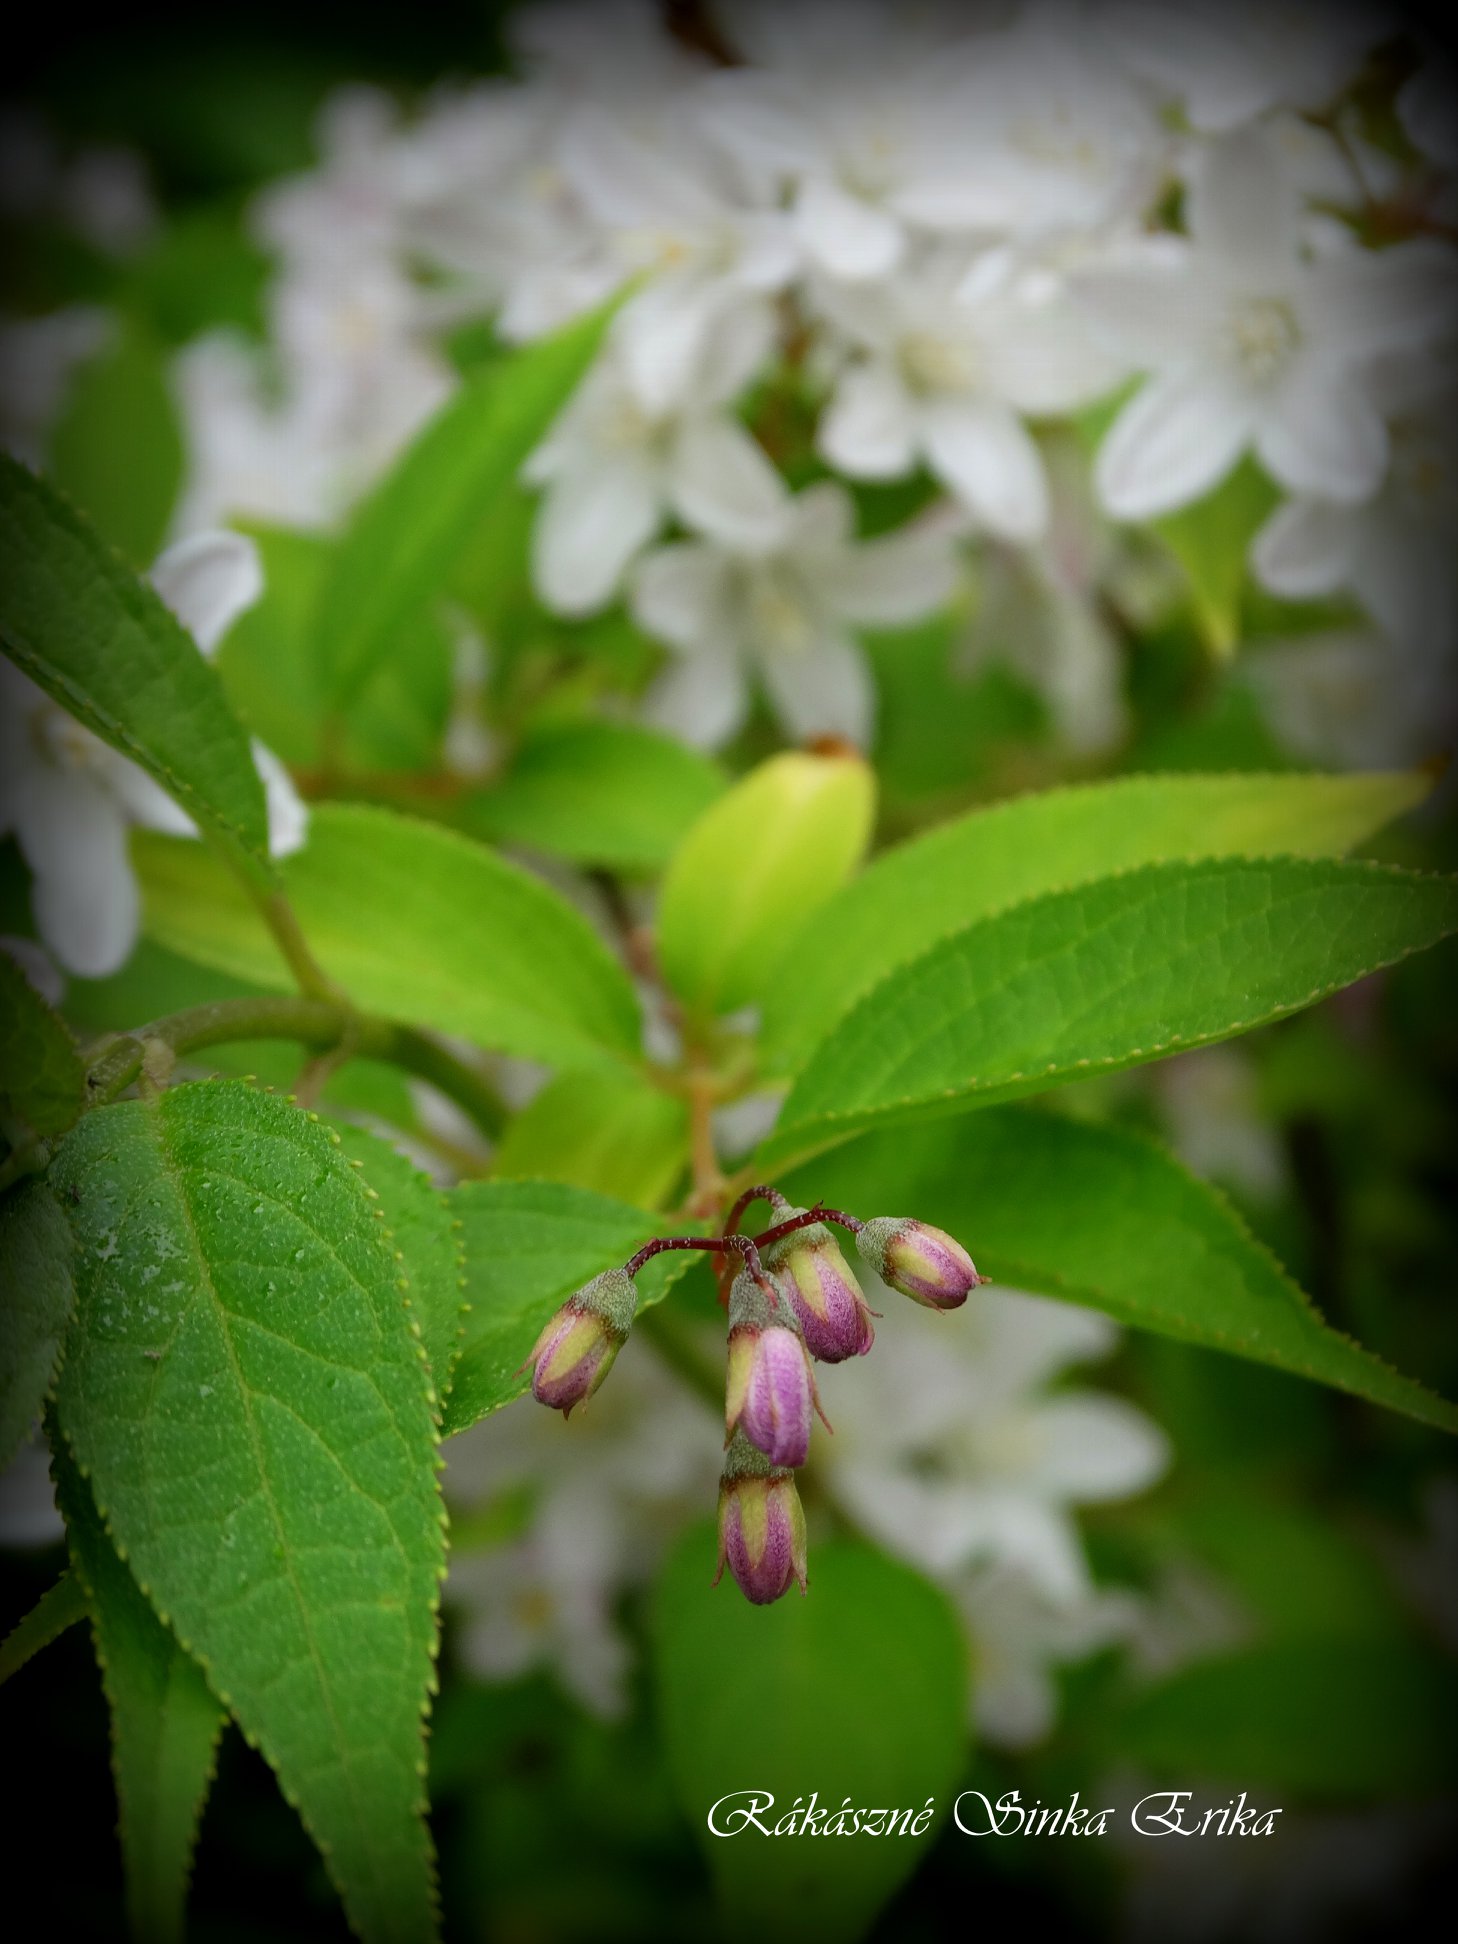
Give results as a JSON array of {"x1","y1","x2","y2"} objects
[
  {"x1": 624, "y1": 1232, "x2": 777, "y2": 1300},
  {"x1": 751, "y1": 1205, "x2": 865, "y2": 1252},
  {"x1": 723, "y1": 1184, "x2": 791, "y2": 1236}
]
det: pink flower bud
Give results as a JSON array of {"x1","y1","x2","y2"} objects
[
  {"x1": 518, "y1": 1267, "x2": 637, "y2": 1417},
  {"x1": 765, "y1": 1214, "x2": 877, "y2": 1363},
  {"x1": 724, "y1": 1270, "x2": 818, "y2": 1468},
  {"x1": 714, "y1": 1432, "x2": 808, "y2": 1605},
  {"x1": 855, "y1": 1217, "x2": 982, "y2": 1311}
]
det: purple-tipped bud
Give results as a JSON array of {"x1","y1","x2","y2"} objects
[
  {"x1": 855, "y1": 1217, "x2": 982, "y2": 1311},
  {"x1": 519, "y1": 1267, "x2": 637, "y2": 1417},
  {"x1": 714, "y1": 1432, "x2": 808, "y2": 1605},
  {"x1": 765, "y1": 1214, "x2": 877, "y2": 1363},
  {"x1": 724, "y1": 1270, "x2": 817, "y2": 1468}
]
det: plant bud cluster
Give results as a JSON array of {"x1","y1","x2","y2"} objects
[{"x1": 519, "y1": 1191, "x2": 984, "y2": 1604}]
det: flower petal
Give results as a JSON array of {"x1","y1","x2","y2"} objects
[
  {"x1": 924, "y1": 399, "x2": 1049, "y2": 541},
  {"x1": 1095, "y1": 368, "x2": 1253, "y2": 521},
  {"x1": 757, "y1": 626, "x2": 875, "y2": 749},
  {"x1": 18, "y1": 764, "x2": 139, "y2": 977},
  {"x1": 819, "y1": 358, "x2": 918, "y2": 478},
  {"x1": 669, "y1": 414, "x2": 787, "y2": 551},
  {"x1": 1251, "y1": 498, "x2": 1354, "y2": 599},
  {"x1": 826, "y1": 527, "x2": 960, "y2": 625},
  {"x1": 630, "y1": 541, "x2": 728, "y2": 651},
  {"x1": 148, "y1": 530, "x2": 263, "y2": 655},
  {"x1": 794, "y1": 176, "x2": 902, "y2": 282},
  {"x1": 643, "y1": 646, "x2": 749, "y2": 750},
  {"x1": 1258, "y1": 367, "x2": 1388, "y2": 503},
  {"x1": 532, "y1": 454, "x2": 662, "y2": 615}
]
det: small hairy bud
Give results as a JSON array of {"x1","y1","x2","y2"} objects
[
  {"x1": 764, "y1": 1213, "x2": 876, "y2": 1363},
  {"x1": 855, "y1": 1217, "x2": 981, "y2": 1311},
  {"x1": 714, "y1": 1431, "x2": 808, "y2": 1605},
  {"x1": 518, "y1": 1267, "x2": 637, "y2": 1417},
  {"x1": 724, "y1": 1269, "x2": 818, "y2": 1467}
]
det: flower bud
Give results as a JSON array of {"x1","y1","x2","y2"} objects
[
  {"x1": 724, "y1": 1269, "x2": 819, "y2": 1467},
  {"x1": 714, "y1": 1431, "x2": 808, "y2": 1605},
  {"x1": 764, "y1": 1214, "x2": 876, "y2": 1363},
  {"x1": 855, "y1": 1217, "x2": 982, "y2": 1311},
  {"x1": 518, "y1": 1267, "x2": 638, "y2": 1417}
]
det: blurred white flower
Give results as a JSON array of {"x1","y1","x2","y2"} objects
[
  {"x1": 557, "y1": 104, "x2": 797, "y2": 416},
  {"x1": 697, "y1": 0, "x2": 969, "y2": 282},
  {"x1": 821, "y1": 1284, "x2": 1170, "y2": 1599},
  {"x1": 0, "y1": 308, "x2": 111, "y2": 470},
  {"x1": 0, "y1": 532, "x2": 304, "y2": 976},
  {"x1": 953, "y1": 1559, "x2": 1142, "y2": 1748},
  {"x1": 895, "y1": 2, "x2": 1163, "y2": 241},
  {"x1": 1081, "y1": 127, "x2": 1458, "y2": 519},
  {"x1": 523, "y1": 344, "x2": 787, "y2": 616},
  {"x1": 1152, "y1": 1046, "x2": 1289, "y2": 1203},
  {"x1": 1252, "y1": 358, "x2": 1458, "y2": 658},
  {"x1": 632, "y1": 481, "x2": 959, "y2": 747},
  {"x1": 815, "y1": 247, "x2": 1122, "y2": 541},
  {"x1": 1105, "y1": 0, "x2": 1384, "y2": 133},
  {"x1": 443, "y1": 1338, "x2": 720, "y2": 1716}
]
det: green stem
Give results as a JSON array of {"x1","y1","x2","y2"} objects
[{"x1": 85, "y1": 995, "x2": 507, "y2": 1138}]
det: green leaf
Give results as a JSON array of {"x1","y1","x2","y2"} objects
[
  {"x1": 462, "y1": 721, "x2": 726, "y2": 872},
  {"x1": 0, "y1": 1181, "x2": 77, "y2": 1470},
  {"x1": 0, "y1": 455, "x2": 272, "y2": 882},
  {"x1": 316, "y1": 301, "x2": 616, "y2": 710},
  {"x1": 50, "y1": 1081, "x2": 445, "y2": 1944},
  {"x1": 761, "y1": 858, "x2": 1458, "y2": 1171},
  {"x1": 0, "y1": 951, "x2": 85, "y2": 1135},
  {"x1": 653, "y1": 1533, "x2": 966, "y2": 1942},
  {"x1": 658, "y1": 749, "x2": 876, "y2": 1021},
  {"x1": 53, "y1": 1441, "x2": 226, "y2": 1944},
  {"x1": 1151, "y1": 455, "x2": 1280, "y2": 658},
  {"x1": 134, "y1": 802, "x2": 643, "y2": 1070},
  {"x1": 1110, "y1": 1639, "x2": 1457, "y2": 1798},
  {"x1": 214, "y1": 524, "x2": 453, "y2": 771},
  {"x1": 49, "y1": 315, "x2": 184, "y2": 565},
  {"x1": 444, "y1": 1180, "x2": 693, "y2": 1436},
  {"x1": 762, "y1": 770, "x2": 1431, "y2": 1070},
  {"x1": 0, "y1": 1568, "x2": 88, "y2": 1686},
  {"x1": 490, "y1": 1067, "x2": 688, "y2": 1210},
  {"x1": 781, "y1": 1110, "x2": 1458, "y2": 1434},
  {"x1": 330, "y1": 1123, "x2": 467, "y2": 1423}
]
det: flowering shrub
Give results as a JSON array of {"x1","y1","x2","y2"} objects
[{"x1": 2, "y1": 4, "x2": 1456, "y2": 1940}]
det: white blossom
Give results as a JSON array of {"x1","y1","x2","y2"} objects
[
  {"x1": 1081, "y1": 127, "x2": 1458, "y2": 520},
  {"x1": 632, "y1": 481, "x2": 959, "y2": 748},
  {"x1": 1104, "y1": 0, "x2": 1386, "y2": 133},
  {"x1": 821, "y1": 1285, "x2": 1169, "y2": 1598},
  {"x1": 0, "y1": 533, "x2": 303, "y2": 977},
  {"x1": 523, "y1": 340, "x2": 787, "y2": 616},
  {"x1": 815, "y1": 246, "x2": 1123, "y2": 541}
]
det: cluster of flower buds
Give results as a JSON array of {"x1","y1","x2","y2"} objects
[{"x1": 518, "y1": 1186, "x2": 985, "y2": 1603}]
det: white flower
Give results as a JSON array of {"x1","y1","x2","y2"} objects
[
  {"x1": 1105, "y1": 0, "x2": 1385, "y2": 133},
  {"x1": 815, "y1": 247, "x2": 1123, "y2": 542},
  {"x1": 696, "y1": 0, "x2": 968, "y2": 283},
  {"x1": 1152, "y1": 1046, "x2": 1288, "y2": 1202},
  {"x1": 443, "y1": 1338, "x2": 719, "y2": 1716},
  {"x1": 523, "y1": 342, "x2": 787, "y2": 616},
  {"x1": 632, "y1": 481, "x2": 959, "y2": 748},
  {"x1": 952, "y1": 1560, "x2": 1142, "y2": 1749},
  {"x1": 1080, "y1": 128, "x2": 1458, "y2": 519},
  {"x1": 1252, "y1": 357, "x2": 1458, "y2": 657},
  {"x1": 1242, "y1": 625, "x2": 1457, "y2": 770},
  {"x1": 0, "y1": 308, "x2": 111, "y2": 470},
  {"x1": 893, "y1": 3, "x2": 1164, "y2": 243},
  {"x1": 820, "y1": 1285, "x2": 1170, "y2": 1600},
  {"x1": 557, "y1": 103, "x2": 797, "y2": 416},
  {"x1": 0, "y1": 532, "x2": 303, "y2": 977}
]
